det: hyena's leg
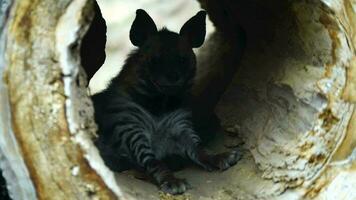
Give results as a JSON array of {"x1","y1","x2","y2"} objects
[
  {"x1": 106, "y1": 103, "x2": 190, "y2": 194},
  {"x1": 189, "y1": 147, "x2": 242, "y2": 171},
  {"x1": 95, "y1": 137, "x2": 133, "y2": 172},
  {"x1": 123, "y1": 129, "x2": 190, "y2": 194},
  {"x1": 158, "y1": 109, "x2": 242, "y2": 171}
]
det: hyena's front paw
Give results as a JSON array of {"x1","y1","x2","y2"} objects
[
  {"x1": 159, "y1": 177, "x2": 192, "y2": 195},
  {"x1": 214, "y1": 150, "x2": 242, "y2": 171},
  {"x1": 197, "y1": 149, "x2": 242, "y2": 171}
]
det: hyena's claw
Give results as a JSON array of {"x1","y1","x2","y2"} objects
[
  {"x1": 217, "y1": 150, "x2": 242, "y2": 171},
  {"x1": 160, "y1": 177, "x2": 191, "y2": 195},
  {"x1": 195, "y1": 149, "x2": 242, "y2": 171}
]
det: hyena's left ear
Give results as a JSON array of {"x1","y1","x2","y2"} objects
[
  {"x1": 180, "y1": 11, "x2": 206, "y2": 48},
  {"x1": 130, "y1": 9, "x2": 158, "y2": 47}
]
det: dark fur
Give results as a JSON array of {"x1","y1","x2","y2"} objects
[{"x1": 92, "y1": 9, "x2": 241, "y2": 195}]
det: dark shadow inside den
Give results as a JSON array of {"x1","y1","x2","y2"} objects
[{"x1": 80, "y1": 0, "x2": 333, "y2": 199}]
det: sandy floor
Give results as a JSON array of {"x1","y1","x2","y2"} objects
[{"x1": 113, "y1": 132, "x2": 283, "y2": 200}]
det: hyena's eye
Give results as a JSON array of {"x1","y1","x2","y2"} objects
[
  {"x1": 177, "y1": 57, "x2": 188, "y2": 66},
  {"x1": 149, "y1": 59, "x2": 161, "y2": 71},
  {"x1": 179, "y1": 57, "x2": 185, "y2": 63},
  {"x1": 151, "y1": 58, "x2": 158, "y2": 65}
]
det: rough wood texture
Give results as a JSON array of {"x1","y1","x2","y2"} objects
[
  {"x1": 1, "y1": 0, "x2": 123, "y2": 199},
  {"x1": 0, "y1": 0, "x2": 355, "y2": 199},
  {"x1": 0, "y1": 0, "x2": 37, "y2": 199},
  {"x1": 198, "y1": 0, "x2": 356, "y2": 199}
]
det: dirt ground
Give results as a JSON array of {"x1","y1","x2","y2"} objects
[{"x1": 114, "y1": 133, "x2": 283, "y2": 200}]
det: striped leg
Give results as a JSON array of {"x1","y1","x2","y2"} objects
[
  {"x1": 105, "y1": 103, "x2": 190, "y2": 195},
  {"x1": 157, "y1": 109, "x2": 242, "y2": 171},
  {"x1": 118, "y1": 126, "x2": 190, "y2": 195},
  {"x1": 180, "y1": 128, "x2": 242, "y2": 171}
]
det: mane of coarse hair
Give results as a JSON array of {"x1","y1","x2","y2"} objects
[{"x1": 156, "y1": 27, "x2": 180, "y2": 42}]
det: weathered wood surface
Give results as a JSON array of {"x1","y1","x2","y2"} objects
[
  {"x1": 0, "y1": 0, "x2": 355, "y2": 199},
  {"x1": 0, "y1": 0, "x2": 126, "y2": 199},
  {"x1": 198, "y1": 0, "x2": 356, "y2": 199}
]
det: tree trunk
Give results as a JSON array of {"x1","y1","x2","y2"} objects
[
  {"x1": 0, "y1": 0, "x2": 125, "y2": 199},
  {"x1": 0, "y1": 0, "x2": 355, "y2": 199}
]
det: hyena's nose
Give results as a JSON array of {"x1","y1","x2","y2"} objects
[
  {"x1": 159, "y1": 74, "x2": 182, "y2": 86},
  {"x1": 156, "y1": 76, "x2": 185, "y2": 94},
  {"x1": 170, "y1": 73, "x2": 186, "y2": 85}
]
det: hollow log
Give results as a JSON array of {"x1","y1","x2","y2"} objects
[{"x1": 0, "y1": 0, "x2": 355, "y2": 199}]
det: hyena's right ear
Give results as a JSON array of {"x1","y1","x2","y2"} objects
[
  {"x1": 180, "y1": 11, "x2": 206, "y2": 48},
  {"x1": 130, "y1": 9, "x2": 158, "y2": 47}
]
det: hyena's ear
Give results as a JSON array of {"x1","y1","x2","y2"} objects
[
  {"x1": 130, "y1": 9, "x2": 158, "y2": 47},
  {"x1": 180, "y1": 11, "x2": 206, "y2": 48}
]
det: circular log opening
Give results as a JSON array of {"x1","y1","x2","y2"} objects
[
  {"x1": 78, "y1": 0, "x2": 355, "y2": 199},
  {"x1": 1, "y1": 0, "x2": 353, "y2": 199}
]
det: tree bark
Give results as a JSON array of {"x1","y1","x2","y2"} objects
[{"x1": 0, "y1": 0, "x2": 126, "y2": 199}]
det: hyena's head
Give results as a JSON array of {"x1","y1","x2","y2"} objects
[{"x1": 130, "y1": 9, "x2": 206, "y2": 95}]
